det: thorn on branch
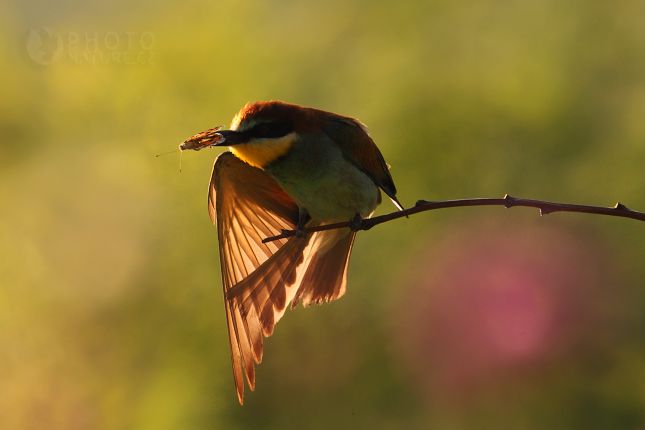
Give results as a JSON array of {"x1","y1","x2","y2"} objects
[
  {"x1": 503, "y1": 194, "x2": 516, "y2": 208},
  {"x1": 615, "y1": 202, "x2": 630, "y2": 211}
]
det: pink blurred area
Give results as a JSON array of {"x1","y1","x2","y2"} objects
[{"x1": 392, "y1": 220, "x2": 629, "y2": 401}]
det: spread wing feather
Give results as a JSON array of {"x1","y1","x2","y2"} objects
[{"x1": 209, "y1": 152, "x2": 299, "y2": 404}]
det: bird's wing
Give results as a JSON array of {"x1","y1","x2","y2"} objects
[
  {"x1": 322, "y1": 114, "x2": 403, "y2": 210},
  {"x1": 209, "y1": 152, "x2": 299, "y2": 404}
]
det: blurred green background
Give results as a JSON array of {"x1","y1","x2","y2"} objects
[{"x1": 2, "y1": 0, "x2": 645, "y2": 428}]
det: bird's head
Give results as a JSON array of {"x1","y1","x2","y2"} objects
[{"x1": 181, "y1": 101, "x2": 321, "y2": 169}]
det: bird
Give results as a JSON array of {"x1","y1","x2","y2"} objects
[{"x1": 179, "y1": 101, "x2": 402, "y2": 404}]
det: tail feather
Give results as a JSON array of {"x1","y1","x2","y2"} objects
[{"x1": 292, "y1": 231, "x2": 356, "y2": 308}]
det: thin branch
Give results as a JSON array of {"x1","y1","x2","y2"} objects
[{"x1": 262, "y1": 194, "x2": 645, "y2": 243}]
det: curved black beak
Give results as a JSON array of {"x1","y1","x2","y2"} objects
[
  {"x1": 179, "y1": 127, "x2": 250, "y2": 151},
  {"x1": 211, "y1": 129, "x2": 250, "y2": 146}
]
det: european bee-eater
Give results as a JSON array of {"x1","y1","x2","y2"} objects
[{"x1": 180, "y1": 101, "x2": 402, "y2": 404}]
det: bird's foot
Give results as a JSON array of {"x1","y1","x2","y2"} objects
[
  {"x1": 295, "y1": 207, "x2": 309, "y2": 238},
  {"x1": 350, "y1": 213, "x2": 363, "y2": 232},
  {"x1": 295, "y1": 224, "x2": 307, "y2": 238}
]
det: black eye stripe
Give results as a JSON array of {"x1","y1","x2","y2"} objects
[{"x1": 249, "y1": 121, "x2": 294, "y2": 139}]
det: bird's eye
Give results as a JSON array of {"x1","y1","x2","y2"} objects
[{"x1": 250, "y1": 121, "x2": 293, "y2": 139}]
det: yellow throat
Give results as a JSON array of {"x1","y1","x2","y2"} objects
[{"x1": 230, "y1": 132, "x2": 296, "y2": 169}]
